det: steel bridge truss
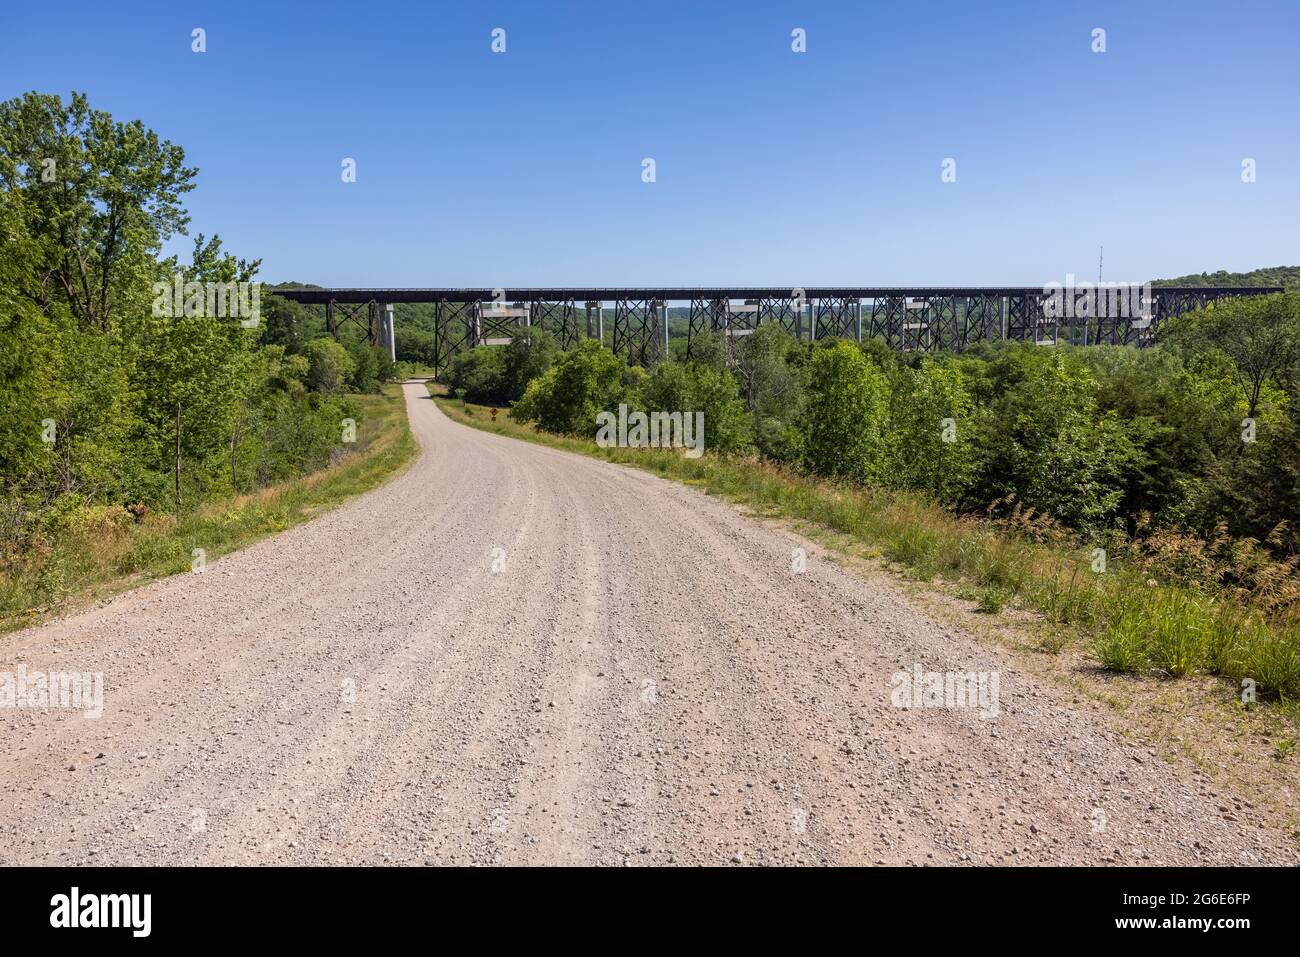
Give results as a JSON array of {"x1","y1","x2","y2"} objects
[
  {"x1": 325, "y1": 299, "x2": 380, "y2": 345},
  {"x1": 612, "y1": 298, "x2": 667, "y2": 367},
  {"x1": 432, "y1": 301, "x2": 473, "y2": 371},
  {"x1": 528, "y1": 298, "x2": 584, "y2": 349},
  {"x1": 290, "y1": 286, "x2": 1280, "y2": 370}
]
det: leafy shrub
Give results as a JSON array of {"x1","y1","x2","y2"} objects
[
  {"x1": 501, "y1": 329, "x2": 560, "y2": 402},
  {"x1": 798, "y1": 341, "x2": 888, "y2": 482},
  {"x1": 445, "y1": 347, "x2": 508, "y2": 405},
  {"x1": 972, "y1": 349, "x2": 1132, "y2": 530},
  {"x1": 510, "y1": 340, "x2": 626, "y2": 435},
  {"x1": 884, "y1": 357, "x2": 977, "y2": 504},
  {"x1": 305, "y1": 339, "x2": 356, "y2": 394}
]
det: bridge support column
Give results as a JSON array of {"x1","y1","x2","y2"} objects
[{"x1": 379, "y1": 304, "x2": 396, "y2": 362}]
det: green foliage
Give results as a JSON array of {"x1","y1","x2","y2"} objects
[
  {"x1": 686, "y1": 364, "x2": 753, "y2": 454},
  {"x1": 1152, "y1": 266, "x2": 1300, "y2": 290},
  {"x1": 798, "y1": 341, "x2": 889, "y2": 482},
  {"x1": 0, "y1": 91, "x2": 370, "y2": 543},
  {"x1": 885, "y1": 358, "x2": 977, "y2": 505},
  {"x1": 976, "y1": 585, "x2": 1010, "y2": 614},
  {"x1": 635, "y1": 361, "x2": 753, "y2": 455},
  {"x1": 511, "y1": 340, "x2": 627, "y2": 435},
  {"x1": 972, "y1": 349, "x2": 1131, "y2": 530},
  {"x1": 305, "y1": 338, "x2": 356, "y2": 394},
  {"x1": 445, "y1": 347, "x2": 507, "y2": 405},
  {"x1": 0, "y1": 90, "x2": 196, "y2": 331},
  {"x1": 344, "y1": 342, "x2": 394, "y2": 394},
  {"x1": 395, "y1": 326, "x2": 435, "y2": 365},
  {"x1": 733, "y1": 325, "x2": 806, "y2": 462},
  {"x1": 502, "y1": 329, "x2": 560, "y2": 402}
]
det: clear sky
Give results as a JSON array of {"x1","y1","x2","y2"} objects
[{"x1": 4, "y1": 0, "x2": 1297, "y2": 287}]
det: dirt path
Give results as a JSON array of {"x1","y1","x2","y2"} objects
[{"x1": 0, "y1": 383, "x2": 1290, "y2": 865}]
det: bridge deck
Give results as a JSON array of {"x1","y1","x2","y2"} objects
[{"x1": 272, "y1": 285, "x2": 1281, "y2": 304}]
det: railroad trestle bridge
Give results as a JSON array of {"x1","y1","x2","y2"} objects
[{"x1": 272, "y1": 286, "x2": 1281, "y2": 370}]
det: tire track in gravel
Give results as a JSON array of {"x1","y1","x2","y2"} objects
[{"x1": 1, "y1": 383, "x2": 1293, "y2": 866}]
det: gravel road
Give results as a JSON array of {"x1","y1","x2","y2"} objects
[{"x1": 0, "y1": 382, "x2": 1290, "y2": 866}]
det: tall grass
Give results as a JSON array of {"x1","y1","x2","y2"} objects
[{"x1": 435, "y1": 388, "x2": 1300, "y2": 702}]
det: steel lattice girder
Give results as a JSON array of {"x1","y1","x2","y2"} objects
[
  {"x1": 326, "y1": 299, "x2": 379, "y2": 345},
  {"x1": 432, "y1": 301, "x2": 474, "y2": 371},
  {"x1": 721, "y1": 299, "x2": 761, "y2": 335},
  {"x1": 281, "y1": 286, "x2": 1282, "y2": 359},
  {"x1": 277, "y1": 285, "x2": 1279, "y2": 306},
  {"x1": 959, "y1": 295, "x2": 1003, "y2": 345},
  {"x1": 866, "y1": 296, "x2": 907, "y2": 347},
  {"x1": 926, "y1": 296, "x2": 961, "y2": 352},
  {"x1": 472, "y1": 301, "x2": 526, "y2": 346},
  {"x1": 529, "y1": 299, "x2": 583, "y2": 349},
  {"x1": 757, "y1": 297, "x2": 805, "y2": 340},
  {"x1": 613, "y1": 298, "x2": 664, "y2": 366},
  {"x1": 684, "y1": 298, "x2": 716, "y2": 359},
  {"x1": 812, "y1": 297, "x2": 857, "y2": 341},
  {"x1": 900, "y1": 297, "x2": 932, "y2": 351}
]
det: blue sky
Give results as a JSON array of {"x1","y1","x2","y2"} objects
[{"x1": 4, "y1": 0, "x2": 1297, "y2": 286}]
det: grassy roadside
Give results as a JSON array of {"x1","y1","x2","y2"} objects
[{"x1": 1, "y1": 383, "x2": 418, "y2": 635}]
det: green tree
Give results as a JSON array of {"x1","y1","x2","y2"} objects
[
  {"x1": 798, "y1": 341, "x2": 889, "y2": 482},
  {"x1": 502, "y1": 328, "x2": 560, "y2": 401},
  {"x1": 733, "y1": 325, "x2": 805, "y2": 462},
  {"x1": 305, "y1": 339, "x2": 356, "y2": 395},
  {"x1": 974, "y1": 350, "x2": 1131, "y2": 529},
  {"x1": 0, "y1": 91, "x2": 196, "y2": 330},
  {"x1": 885, "y1": 358, "x2": 977, "y2": 504},
  {"x1": 511, "y1": 340, "x2": 626, "y2": 435},
  {"x1": 445, "y1": 347, "x2": 507, "y2": 404},
  {"x1": 1162, "y1": 293, "x2": 1300, "y2": 421}
]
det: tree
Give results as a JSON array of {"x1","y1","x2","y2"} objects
[
  {"x1": 733, "y1": 325, "x2": 806, "y2": 461},
  {"x1": 885, "y1": 358, "x2": 977, "y2": 504},
  {"x1": 445, "y1": 347, "x2": 507, "y2": 404},
  {"x1": 511, "y1": 341, "x2": 626, "y2": 435},
  {"x1": 0, "y1": 91, "x2": 196, "y2": 330},
  {"x1": 1162, "y1": 293, "x2": 1300, "y2": 421},
  {"x1": 798, "y1": 341, "x2": 889, "y2": 482},
  {"x1": 973, "y1": 350, "x2": 1131, "y2": 530},
  {"x1": 305, "y1": 339, "x2": 356, "y2": 395},
  {"x1": 502, "y1": 328, "x2": 560, "y2": 401}
]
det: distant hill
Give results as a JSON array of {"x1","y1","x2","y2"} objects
[{"x1": 1151, "y1": 266, "x2": 1300, "y2": 289}]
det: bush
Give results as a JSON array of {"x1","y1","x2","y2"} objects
[
  {"x1": 972, "y1": 349, "x2": 1132, "y2": 530},
  {"x1": 681, "y1": 364, "x2": 753, "y2": 455},
  {"x1": 345, "y1": 343, "x2": 394, "y2": 394},
  {"x1": 305, "y1": 338, "x2": 356, "y2": 394},
  {"x1": 798, "y1": 341, "x2": 888, "y2": 482},
  {"x1": 445, "y1": 347, "x2": 508, "y2": 405},
  {"x1": 501, "y1": 329, "x2": 560, "y2": 402},
  {"x1": 733, "y1": 325, "x2": 806, "y2": 462},
  {"x1": 510, "y1": 340, "x2": 626, "y2": 435},
  {"x1": 884, "y1": 357, "x2": 977, "y2": 504}
]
